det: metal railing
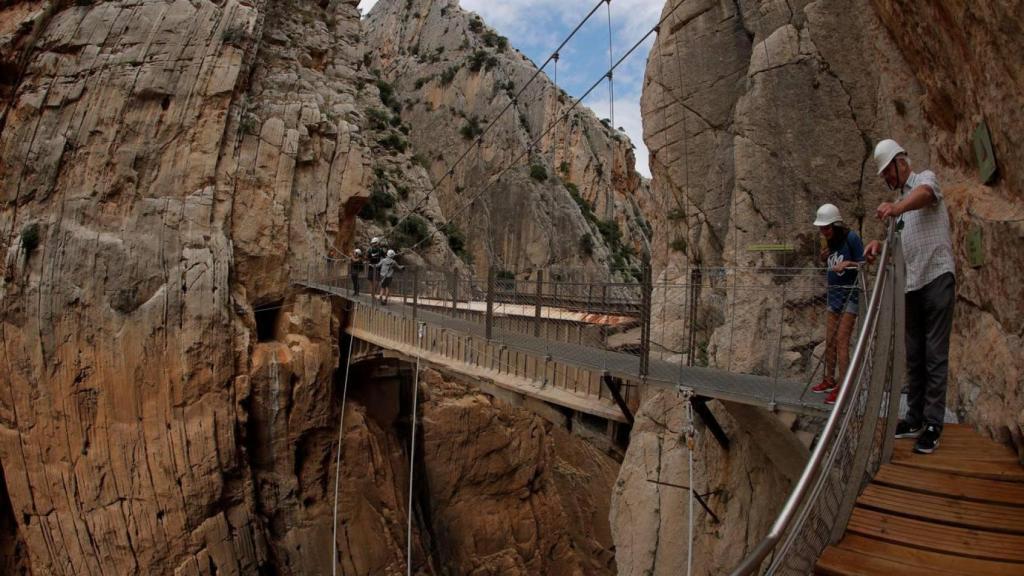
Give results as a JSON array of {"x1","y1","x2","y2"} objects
[
  {"x1": 295, "y1": 260, "x2": 862, "y2": 387},
  {"x1": 730, "y1": 222, "x2": 902, "y2": 575}
]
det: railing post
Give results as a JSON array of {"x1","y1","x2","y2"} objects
[
  {"x1": 485, "y1": 267, "x2": 495, "y2": 340},
  {"x1": 451, "y1": 270, "x2": 459, "y2": 314},
  {"x1": 687, "y1": 268, "x2": 701, "y2": 367},
  {"x1": 880, "y1": 237, "x2": 907, "y2": 463},
  {"x1": 534, "y1": 270, "x2": 544, "y2": 337},
  {"x1": 639, "y1": 257, "x2": 652, "y2": 377},
  {"x1": 412, "y1": 267, "x2": 420, "y2": 323}
]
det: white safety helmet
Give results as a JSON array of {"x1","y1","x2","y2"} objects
[
  {"x1": 371, "y1": 237, "x2": 380, "y2": 244},
  {"x1": 386, "y1": 249, "x2": 396, "y2": 257},
  {"x1": 873, "y1": 139, "x2": 906, "y2": 175},
  {"x1": 813, "y1": 203, "x2": 842, "y2": 227},
  {"x1": 354, "y1": 248, "x2": 362, "y2": 255}
]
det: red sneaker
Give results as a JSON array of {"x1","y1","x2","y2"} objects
[
  {"x1": 811, "y1": 378, "x2": 836, "y2": 394},
  {"x1": 825, "y1": 387, "x2": 839, "y2": 405}
]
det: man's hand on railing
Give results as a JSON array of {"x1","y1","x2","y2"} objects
[{"x1": 864, "y1": 240, "x2": 883, "y2": 264}]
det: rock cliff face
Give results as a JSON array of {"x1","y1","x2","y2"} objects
[
  {"x1": 363, "y1": 0, "x2": 653, "y2": 279},
  {"x1": 640, "y1": 0, "x2": 1023, "y2": 459},
  {"x1": 610, "y1": 392, "x2": 792, "y2": 575},
  {"x1": 0, "y1": 1, "x2": 375, "y2": 572},
  {"x1": 328, "y1": 365, "x2": 620, "y2": 575},
  {"x1": 0, "y1": 2, "x2": 624, "y2": 572}
]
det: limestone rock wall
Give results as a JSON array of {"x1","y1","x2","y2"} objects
[
  {"x1": 414, "y1": 369, "x2": 618, "y2": 575},
  {"x1": 642, "y1": 0, "x2": 1023, "y2": 458},
  {"x1": 610, "y1": 392, "x2": 792, "y2": 575},
  {"x1": 331, "y1": 365, "x2": 620, "y2": 575},
  {"x1": 640, "y1": 0, "x2": 926, "y2": 376},
  {"x1": 364, "y1": 0, "x2": 654, "y2": 280},
  {"x1": 0, "y1": 0, "x2": 373, "y2": 573}
]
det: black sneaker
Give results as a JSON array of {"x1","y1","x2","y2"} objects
[
  {"x1": 913, "y1": 425, "x2": 941, "y2": 454},
  {"x1": 894, "y1": 421, "x2": 923, "y2": 439}
]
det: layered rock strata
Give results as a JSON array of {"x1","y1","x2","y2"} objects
[{"x1": 364, "y1": 0, "x2": 654, "y2": 279}]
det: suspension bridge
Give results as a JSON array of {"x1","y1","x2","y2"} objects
[{"x1": 298, "y1": 263, "x2": 838, "y2": 425}]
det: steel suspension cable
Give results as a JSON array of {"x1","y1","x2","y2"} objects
[
  {"x1": 331, "y1": 331, "x2": 356, "y2": 576},
  {"x1": 406, "y1": 322, "x2": 425, "y2": 576},
  {"x1": 686, "y1": 393, "x2": 695, "y2": 576},
  {"x1": 606, "y1": 0, "x2": 615, "y2": 131}
]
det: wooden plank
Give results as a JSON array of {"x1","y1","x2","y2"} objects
[
  {"x1": 874, "y1": 464, "x2": 1024, "y2": 506},
  {"x1": 834, "y1": 534, "x2": 1024, "y2": 576},
  {"x1": 847, "y1": 507, "x2": 1024, "y2": 563},
  {"x1": 892, "y1": 438, "x2": 1020, "y2": 462},
  {"x1": 891, "y1": 449, "x2": 1024, "y2": 482},
  {"x1": 858, "y1": 483, "x2": 1024, "y2": 534},
  {"x1": 817, "y1": 544, "x2": 963, "y2": 576}
]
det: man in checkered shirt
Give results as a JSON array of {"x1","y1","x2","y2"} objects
[{"x1": 865, "y1": 139, "x2": 955, "y2": 455}]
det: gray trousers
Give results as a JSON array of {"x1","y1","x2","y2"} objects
[{"x1": 905, "y1": 272, "x2": 955, "y2": 429}]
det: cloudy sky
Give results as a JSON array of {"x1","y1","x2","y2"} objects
[{"x1": 357, "y1": 0, "x2": 664, "y2": 178}]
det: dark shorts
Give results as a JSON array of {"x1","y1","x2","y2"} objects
[
  {"x1": 827, "y1": 286, "x2": 860, "y2": 315},
  {"x1": 381, "y1": 276, "x2": 392, "y2": 289}
]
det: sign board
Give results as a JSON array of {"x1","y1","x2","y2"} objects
[
  {"x1": 972, "y1": 121, "x2": 998, "y2": 184},
  {"x1": 967, "y1": 224, "x2": 984, "y2": 268},
  {"x1": 746, "y1": 244, "x2": 795, "y2": 252}
]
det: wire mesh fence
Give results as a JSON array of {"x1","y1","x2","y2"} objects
[{"x1": 729, "y1": 223, "x2": 902, "y2": 576}]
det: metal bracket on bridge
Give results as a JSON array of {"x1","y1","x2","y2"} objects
[
  {"x1": 689, "y1": 394, "x2": 730, "y2": 451},
  {"x1": 602, "y1": 372, "x2": 634, "y2": 425}
]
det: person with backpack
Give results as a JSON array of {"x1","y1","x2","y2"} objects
[
  {"x1": 810, "y1": 203, "x2": 865, "y2": 405},
  {"x1": 374, "y1": 249, "x2": 404, "y2": 305},
  {"x1": 366, "y1": 237, "x2": 385, "y2": 297}
]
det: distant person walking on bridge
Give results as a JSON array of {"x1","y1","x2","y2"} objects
[
  {"x1": 865, "y1": 139, "x2": 955, "y2": 455},
  {"x1": 374, "y1": 249, "x2": 404, "y2": 305},
  {"x1": 349, "y1": 248, "x2": 364, "y2": 296},
  {"x1": 367, "y1": 237, "x2": 385, "y2": 297},
  {"x1": 810, "y1": 204, "x2": 865, "y2": 406}
]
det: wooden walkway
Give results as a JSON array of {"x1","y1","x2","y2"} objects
[{"x1": 817, "y1": 424, "x2": 1024, "y2": 575}]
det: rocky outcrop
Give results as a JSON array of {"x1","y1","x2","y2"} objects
[
  {"x1": 414, "y1": 369, "x2": 618, "y2": 574},
  {"x1": 332, "y1": 365, "x2": 620, "y2": 575},
  {"x1": 610, "y1": 391, "x2": 793, "y2": 575},
  {"x1": 0, "y1": 0, "x2": 372, "y2": 573},
  {"x1": 364, "y1": 0, "x2": 653, "y2": 280}
]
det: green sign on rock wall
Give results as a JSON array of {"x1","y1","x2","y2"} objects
[
  {"x1": 972, "y1": 121, "x2": 998, "y2": 184},
  {"x1": 967, "y1": 224, "x2": 984, "y2": 268}
]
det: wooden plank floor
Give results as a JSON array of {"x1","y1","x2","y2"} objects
[{"x1": 817, "y1": 424, "x2": 1024, "y2": 575}]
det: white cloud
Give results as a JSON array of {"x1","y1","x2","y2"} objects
[{"x1": 358, "y1": 0, "x2": 379, "y2": 14}]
